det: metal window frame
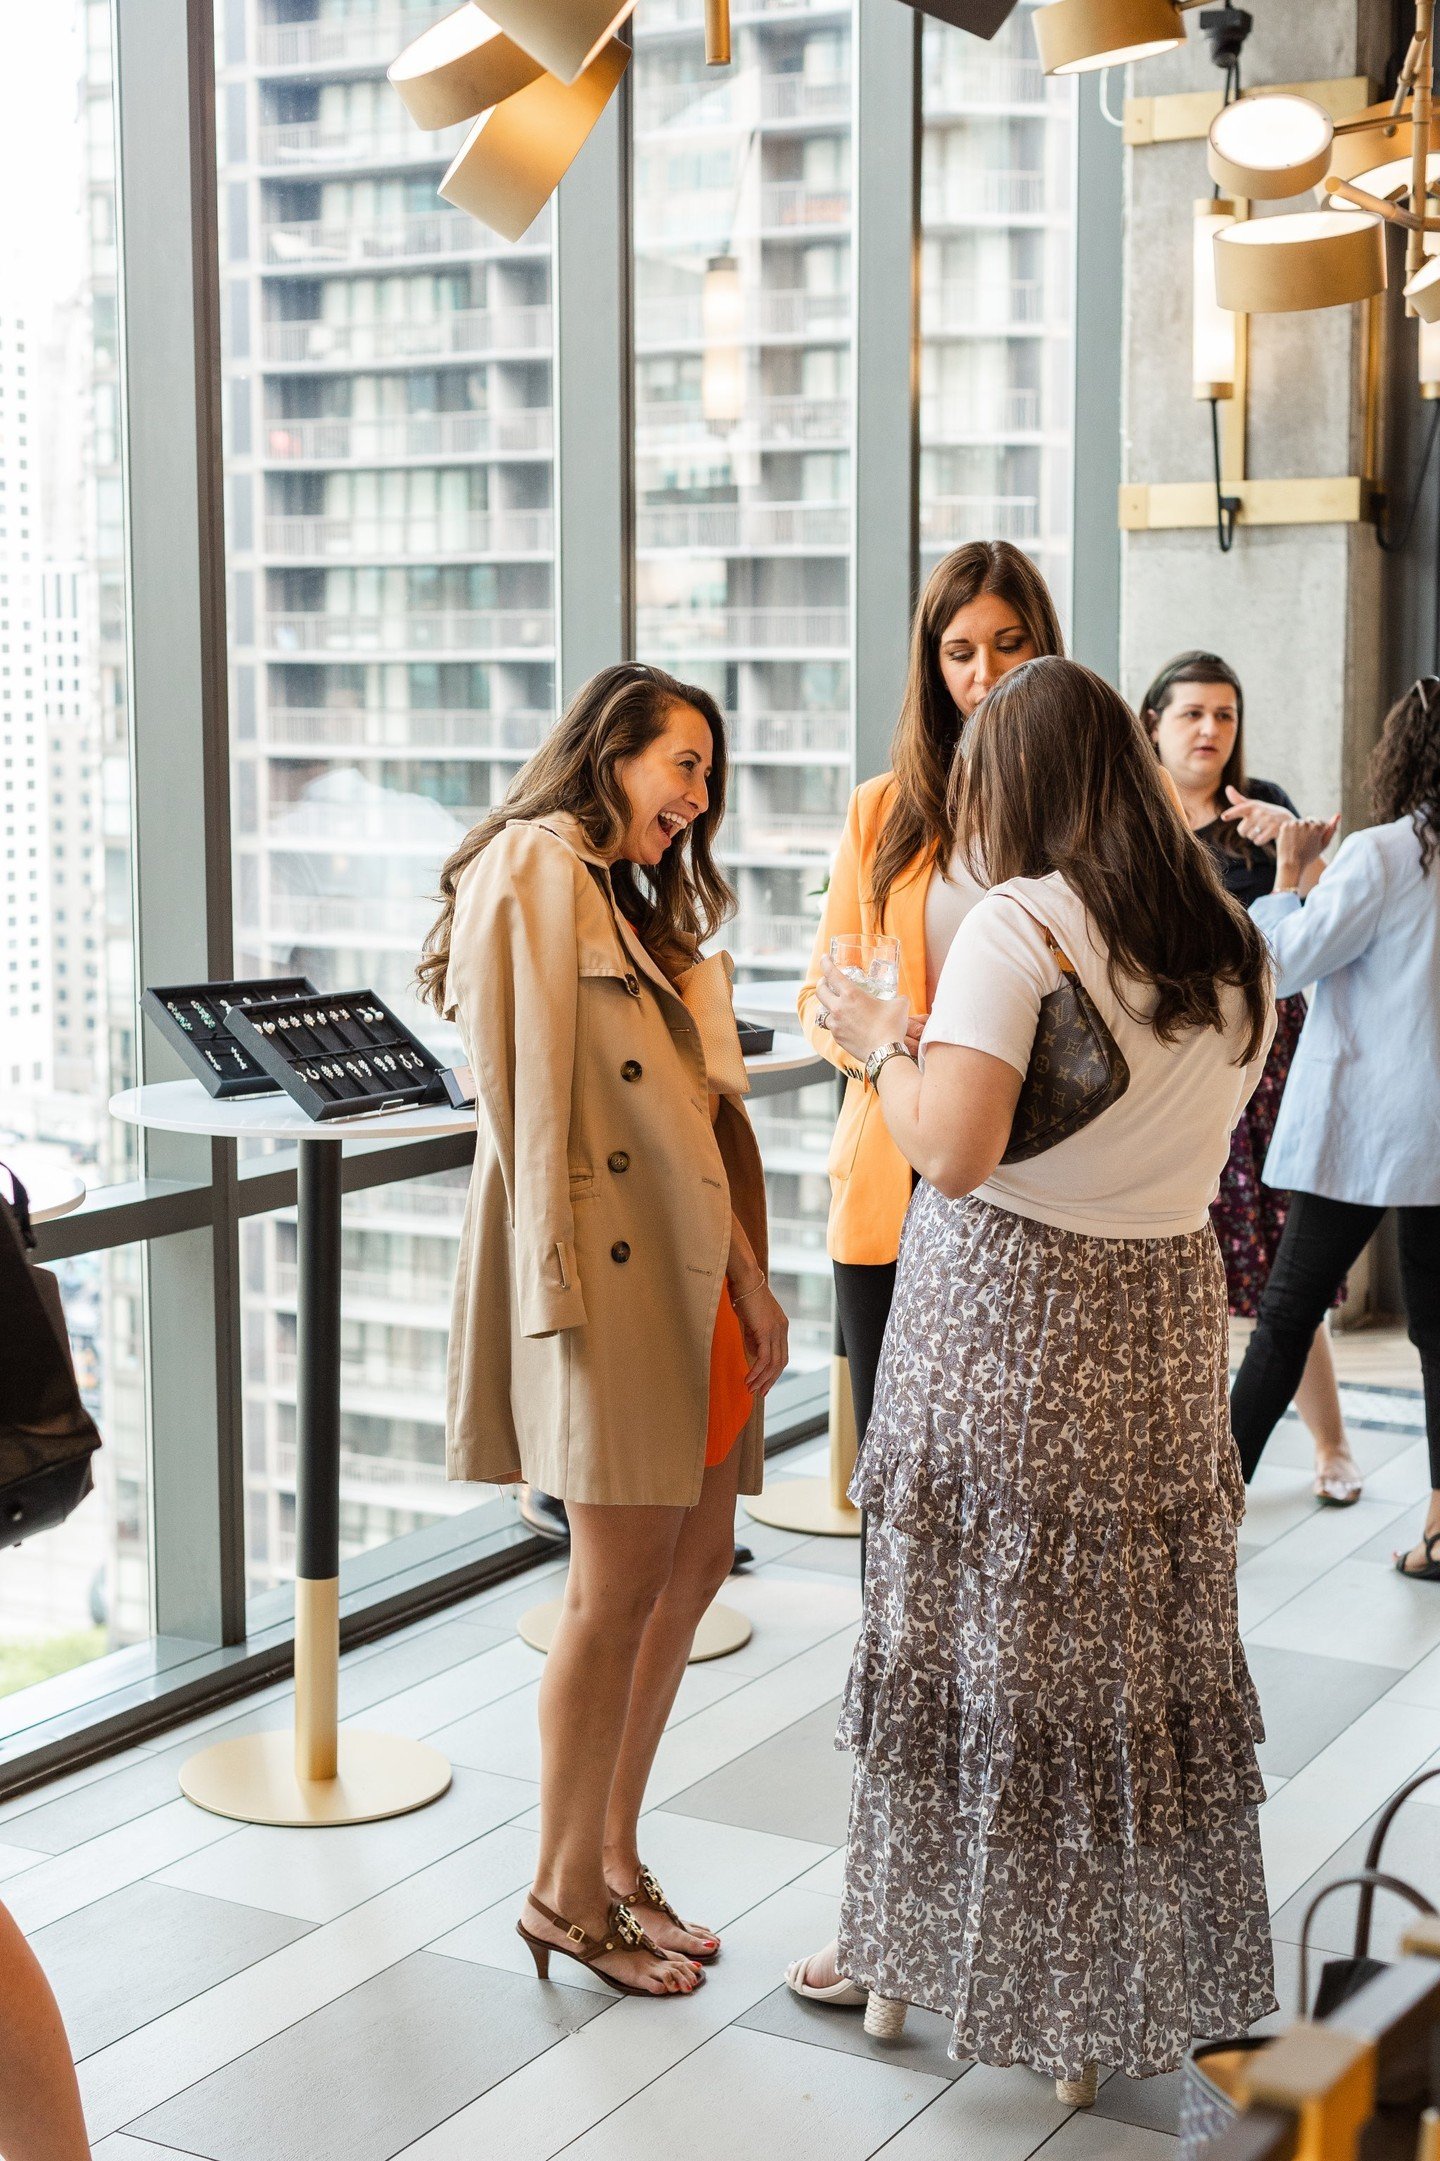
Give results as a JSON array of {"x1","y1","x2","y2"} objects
[{"x1": 12, "y1": 0, "x2": 1105, "y2": 1796}]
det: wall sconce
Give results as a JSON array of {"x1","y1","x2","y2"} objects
[
  {"x1": 701, "y1": 255, "x2": 744, "y2": 427},
  {"x1": 1193, "y1": 196, "x2": 1237, "y2": 397}
]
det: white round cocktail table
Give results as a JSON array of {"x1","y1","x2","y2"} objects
[
  {"x1": 0, "y1": 1147, "x2": 88, "y2": 1226},
  {"x1": 112, "y1": 1079, "x2": 473, "y2": 1829}
]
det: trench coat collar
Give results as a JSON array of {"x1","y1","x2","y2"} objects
[{"x1": 528, "y1": 813, "x2": 688, "y2": 1018}]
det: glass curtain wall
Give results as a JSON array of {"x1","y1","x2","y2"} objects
[
  {"x1": 0, "y1": 0, "x2": 151, "y2": 1695},
  {"x1": 631, "y1": 0, "x2": 855, "y2": 1375},
  {"x1": 919, "y1": 0, "x2": 1075, "y2": 622},
  {"x1": 215, "y1": 0, "x2": 555, "y2": 1595}
]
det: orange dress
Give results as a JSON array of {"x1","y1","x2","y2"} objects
[{"x1": 705, "y1": 1282, "x2": 753, "y2": 1469}]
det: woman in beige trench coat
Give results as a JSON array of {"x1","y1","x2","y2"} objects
[{"x1": 419, "y1": 663, "x2": 789, "y2": 1998}]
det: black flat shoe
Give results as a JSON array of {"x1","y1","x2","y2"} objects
[{"x1": 1394, "y1": 1532, "x2": 1440, "y2": 1581}]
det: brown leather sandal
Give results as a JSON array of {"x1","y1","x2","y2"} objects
[
  {"x1": 607, "y1": 1862, "x2": 720, "y2": 1963},
  {"x1": 515, "y1": 1893, "x2": 704, "y2": 1995}
]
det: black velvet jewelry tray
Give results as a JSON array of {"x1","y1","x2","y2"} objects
[
  {"x1": 227, "y1": 989, "x2": 447, "y2": 1120},
  {"x1": 141, "y1": 977, "x2": 320, "y2": 1097}
]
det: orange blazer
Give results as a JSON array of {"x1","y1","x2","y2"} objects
[{"x1": 797, "y1": 774, "x2": 932, "y2": 1266}]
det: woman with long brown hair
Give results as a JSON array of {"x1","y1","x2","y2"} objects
[
  {"x1": 422, "y1": 662, "x2": 788, "y2": 1996},
  {"x1": 1141, "y1": 650, "x2": 1361, "y2": 1507},
  {"x1": 794, "y1": 540, "x2": 1063, "y2": 1506},
  {"x1": 795, "y1": 657, "x2": 1277, "y2": 2095}
]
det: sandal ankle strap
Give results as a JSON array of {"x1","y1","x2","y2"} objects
[{"x1": 525, "y1": 1893, "x2": 662, "y2": 1963}]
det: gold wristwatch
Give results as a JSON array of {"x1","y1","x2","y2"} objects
[{"x1": 862, "y1": 1040, "x2": 910, "y2": 1088}]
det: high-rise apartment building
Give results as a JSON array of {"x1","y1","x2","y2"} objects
[{"x1": 0, "y1": 312, "x2": 53, "y2": 1106}]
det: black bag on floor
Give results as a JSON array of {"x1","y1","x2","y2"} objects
[{"x1": 0, "y1": 1175, "x2": 101, "y2": 1544}]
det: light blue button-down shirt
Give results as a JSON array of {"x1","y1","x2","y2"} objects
[{"x1": 1251, "y1": 812, "x2": 1440, "y2": 1206}]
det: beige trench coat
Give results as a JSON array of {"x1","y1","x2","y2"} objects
[{"x1": 443, "y1": 813, "x2": 768, "y2": 1507}]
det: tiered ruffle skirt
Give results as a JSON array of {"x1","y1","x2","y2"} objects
[{"x1": 836, "y1": 1187, "x2": 1276, "y2": 2081}]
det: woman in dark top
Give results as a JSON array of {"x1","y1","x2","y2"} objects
[{"x1": 1142, "y1": 651, "x2": 1361, "y2": 1506}]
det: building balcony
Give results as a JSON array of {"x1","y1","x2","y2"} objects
[
  {"x1": 921, "y1": 279, "x2": 1045, "y2": 334},
  {"x1": 269, "y1": 1437, "x2": 450, "y2": 1501},
  {"x1": 638, "y1": 0, "x2": 849, "y2": 31},
  {"x1": 261, "y1": 210, "x2": 523, "y2": 272},
  {"x1": 272, "y1": 1261, "x2": 453, "y2": 1313},
  {"x1": 732, "y1": 911, "x2": 823, "y2": 962},
  {"x1": 254, "y1": 119, "x2": 467, "y2": 172},
  {"x1": 919, "y1": 387, "x2": 1042, "y2": 439},
  {"x1": 730, "y1": 710, "x2": 849, "y2": 758},
  {"x1": 262, "y1": 894, "x2": 435, "y2": 946},
  {"x1": 758, "y1": 180, "x2": 852, "y2": 232},
  {"x1": 261, "y1": 608, "x2": 554, "y2": 657},
  {"x1": 635, "y1": 501, "x2": 847, "y2": 552},
  {"x1": 634, "y1": 394, "x2": 848, "y2": 448},
  {"x1": 262, "y1": 409, "x2": 553, "y2": 464},
  {"x1": 262, "y1": 307, "x2": 552, "y2": 369},
  {"x1": 636, "y1": 606, "x2": 847, "y2": 655},
  {"x1": 919, "y1": 494, "x2": 1039, "y2": 545},
  {"x1": 253, "y1": 9, "x2": 448, "y2": 72},
  {"x1": 922, "y1": 170, "x2": 1050, "y2": 223},
  {"x1": 254, "y1": 801, "x2": 482, "y2": 848},
  {"x1": 924, "y1": 57, "x2": 1049, "y2": 115},
  {"x1": 634, "y1": 285, "x2": 849, "y2": 349},
  {"x1": 633, "y1": 72, "x2": 849, "y2": 132},
  {"x1": 268, "y1": 1355, "x2": 447, "y2": 1423},
  {"x1": 732, "y1": 807, "x2": 840, "y2": 854},
  {"x1": 261, "y1": 509, "x2": 554, "y2": 563},
  {"x1": 261, "y1": 706, "x2": 550, "y2": 756}
]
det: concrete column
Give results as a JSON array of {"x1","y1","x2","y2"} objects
[{"x1": 1119, "y1": 2, "x2": 1393, "y2": 823}]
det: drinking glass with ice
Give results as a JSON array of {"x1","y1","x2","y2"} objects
[{"x1": 829, "y1": 933, "x2": 900, "y2": 1000}]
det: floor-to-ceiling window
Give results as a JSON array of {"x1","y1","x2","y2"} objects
[
  {"x1": 631, "y1": 0, "x2": 855, "y2": 1375},
  {"x1": 920, "y1": 1, "x2": 1075, "y2": 625},
  {"x1": 0, "y1": 0, "x2": 151, "y2": 1697},
  {"x1": 216, "y1": 0, "x2": 556, "y2": 1597}
]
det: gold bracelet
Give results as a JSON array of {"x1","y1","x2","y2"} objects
[{"x1": 731, "y1": 1276, "x2": 768, "y2": 1306}]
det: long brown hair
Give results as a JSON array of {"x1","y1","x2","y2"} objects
[
  {"x1": 951, "y1": 656, "x2": 1271, "y2": 1063},
  {"x1": 417, "y1": 663, "x2": 735, "y2": 1012},
  {"x1": 871, "y1": 541, "x2": 1064, "y2": 923},
  {"x1": 1140, "y1": 650, "x2": 1249, "y2": 852},
  {"x1": 1370, "y1": 675, "x2": 1440, "y2": 875}
]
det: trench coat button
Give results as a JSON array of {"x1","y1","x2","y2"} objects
[
  {"x1": 608, "y1": 1151, "x2": 630, "y2": 1174},
  {"x1": 610, "y1": 1240, "x2": 631, "y2": 1263},
  {"x1": 623, "y1": 973, "x2": 641, "y2": 996},
  {"x1": 621, "y1": 1059, "x2": 643, "y2": 1081}
]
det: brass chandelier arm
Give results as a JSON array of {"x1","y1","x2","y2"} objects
[
  {"x1": 1411, "y1": 0, "x2": 1435, "y2": 285},
  {"x1": 1324, "y1": 174, "x2": 1440, "y2": 232}
]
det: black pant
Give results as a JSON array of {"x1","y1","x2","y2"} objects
[
  {"x1": 1230, "y1": 1193, "x2": 1440, "y2": 1486},
  {"x1": 833, "y1": 1259, "x2": 899, "y2": 1454}
]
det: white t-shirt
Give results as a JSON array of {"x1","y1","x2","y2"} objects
[
  {"x1": 922, "y1": 847, "x2": 988, "y2": 1007},
  {"x1": 921, "y1": 873, "x2": 1275, "y2": 1239}
]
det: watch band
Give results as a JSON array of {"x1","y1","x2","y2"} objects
[{"x1": 864, "y1": 1041, "x2": 910, "y2": 1087}]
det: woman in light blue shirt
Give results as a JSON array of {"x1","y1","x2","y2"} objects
[{"x1": 1230, "y1": 678, "x2": 1440, "y2": 1577}]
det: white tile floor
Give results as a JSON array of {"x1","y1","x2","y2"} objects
[{"x1": 5, "y1": 1393, "x2": 1440, "y2": 2160}]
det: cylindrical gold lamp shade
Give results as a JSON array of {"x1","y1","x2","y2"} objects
[
  {"x1": 1326, "y1": 98, "x2": 1440, "y2": 205},
  {"x1": 389, "y1": 5, "x2": 542, "y2": 129},
  {"x1": 1033, "y1": 0, "x2": 1184, "y2": 75},
  {"x1": 1213, "y1": 210, "x2": 1386, "y2": 314},
  {"x1": 1208, "y1": 94, "x2": 1334, "y2": 201},
  {"x1": 440, "y1": 38, "x2": 630, "y2": 242},
  {"x1": 473, "y1": 0, "x2": 636, "y2": 86},
  {"x1": 1405, "y1": 252, "x2": 1440, "y2": 324}
]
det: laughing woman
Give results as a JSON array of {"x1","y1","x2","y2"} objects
[
  {"x1": 421, "y1": 663, "x2": 788, "y2": 1998},
  {"x1": 794, "y1": 658, "x2": 1276, "y2": 2099}
]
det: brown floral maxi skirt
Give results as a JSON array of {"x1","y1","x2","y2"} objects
[{"x1": 836, "y1": 1188, "x2": 1275, "y2": 2081}]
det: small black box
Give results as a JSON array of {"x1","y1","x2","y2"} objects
[
  {"x1": 142, "y1": 977, "x2": 320, "y2": 1097},
  {"x1": 228, "y1": 989, "x2": 448, "y2": 1121},
  {"x1": 736, "y1": 1020, "x2": 776, "y2": 1058}
]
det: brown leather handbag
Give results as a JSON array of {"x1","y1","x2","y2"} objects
[{"x1": 1000, "y1": 926, "x2": 1131, "y2": 1165}]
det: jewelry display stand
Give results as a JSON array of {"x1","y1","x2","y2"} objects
[{"x1": 112, "y1": 1080, "x2": 471, "y2": 1827}]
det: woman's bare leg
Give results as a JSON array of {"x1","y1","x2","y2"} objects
[
  {"x1": 1294, "y1": 1325, "x2": 1362, "y2": 1491},
  {"x1": 601, "y1": 1450, "x2": 742, "y2": 1958},
  {"x1": 0, "y1": 1901, "x2": 90, "y2": 2160},
  {"x1": 525, "y1": 1500, "x2": 701, "y2": 1994}
]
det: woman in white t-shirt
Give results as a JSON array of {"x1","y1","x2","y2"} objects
[{"x1": 791, "y1": 657, "x2": 1277, "y2": 2103}]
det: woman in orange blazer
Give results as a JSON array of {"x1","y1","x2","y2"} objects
[{"x1": 797, "y1": 542, "x2": 1065, "y2": 1468}]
